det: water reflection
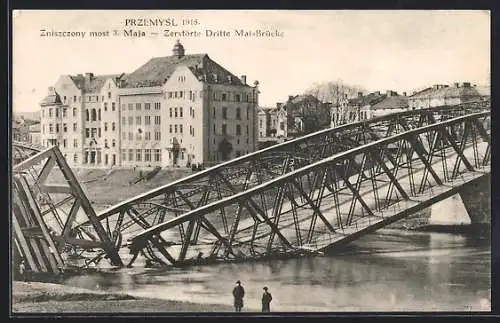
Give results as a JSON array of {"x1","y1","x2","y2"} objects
[{"x1": 61, "y1": 228, "x2": 490, "y2": 312}]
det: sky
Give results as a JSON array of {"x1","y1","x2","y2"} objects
[{"x1": 12, "y1": 10, "x2": 490, "y2": 113}]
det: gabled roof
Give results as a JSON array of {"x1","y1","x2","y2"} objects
[
  {"x1": 124, "y1": 54, "x2": 246, "y2": 88},
  {"x1": 371, "y1": 95, "x2": 409, "y2": 110},
  {"x1": 69, "y1": 74, "x2": 125, "y2": 93},
  {"x1": 287, "y1": 94, "x2": 321, "y2": 105},
  {"x1": 349, "y1": 92, "x2": 386, "y2": 106},
  {"x1": 40, "y1": 87, "x2": 62, "y2": 106},
  {"x1": 410, "y1": 84, "x2": 481, "y2": 99}
]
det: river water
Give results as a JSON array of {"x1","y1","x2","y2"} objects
[{"x1": 60, "y1": 228, "x2": 491, "y2": 312}]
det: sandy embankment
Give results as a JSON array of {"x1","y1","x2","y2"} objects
[{"x1": 12, "y1": 281, "x2": 234, "y2": 313}]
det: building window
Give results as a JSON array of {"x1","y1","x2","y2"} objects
[
  {"x1": 73, "y1": 154, "x2": 78, "y2": 163},
  {"x1": 179, "y1": 125, "x2": 183, "y2": 134},
  {"x1": 98, "y1": 109, "x2": 101, "y2": 121},
  {"x1": 96, "y1": 96, "x2": 99, "y2": 102},
  {"x1": 108, "y1": 92, "x2": 111, "y2": 99},
  {"x1": 236, "y1": 94, "x2": 241, "y2": 102},
  {"x1": 213, "y1": 124, "x2": 215, "y2": 134},
  {"x1": 104, "y1": 103, "x2": 108, "y2": 111},
  {"x1": 144, "y1": 149, "x2": 151, "y2": 162},
  {"x1": 236, "y1": 108, "x2": 241, "y2": 120},
  {"x1": 213, "y1": 107, "x2": 216, "y2": 118},
  {"x1": 112, "y1": 102, "x2": 116, "y2": 111},
  {"x1": 145, "y1": 132, "x2": 151, "y2": 140},
  {"x1": 136, "y1": 116, "x2": 141, "y2": 125},
  {"x1": 236, "y1": 124, "x2": 241, "y2": 136},
  {"x1": 174, "y1": 125, "x2": 178, "y2": 133},
  {"x1": 136, "y1": 149, "x2": 142, "y2": 161},
  {"x1": 179, "y1": 107, "x2": 183, "y2": 118},
  {"x1": 63, "y1": 96, "x2": 67, "y2": 103},
  {"x1": 73, "y1": 95, "x2": 77, "y2": 102},
  {"x1": 104, "y1": 122, "x2": 108, "y2": 131},
  {"x1": 168, "y1": 92, "x2": 173, "y2": 99},
  {"x1": 62, "y1": 139, "x2": 67, "y2": 148},
  {"x1": 56, "y1": 124, "x2": 60, "y2": 133},
  {"x1": 222, "y1": 107, "x2": 227, "y2": 120},
  {"x1": 128, "y1": 149, "x2": 133, "y2": 161},
  {"x1": 155, "y1": 116, "x2": 161, "y2": 125},
  {"x1": 104, "y1": 139, "x2": 109, "y2": 148},
  {"x1": 98, "y1": 128, "x2": 101, "y2": 137},
  {"x1": 136, "y1": 103, "x2": 141, "y2": 110},
  {"x1": 155, "y1": 131, "x2": 161, "y2": 141},
  {"x1": 91, "y1": 109, "x2": 97, "y2": 121},
  {"x1": 85, "y1": 128, "x2": 89, "y2": 138},
  {"x1": 222, "y1": 93, "x2": 227, "y2": 101},
  {"x1": 145, "y1": 103, "x2": 151, "y2": 110},
  {"x1": 145, "y1": 116, "x2": 151, "y2": 125},
  {"x1": 112, "y1": 122, "x2": 116, "y2": 131},
  {"x1": 91, "y1": 128, "x2": 97, "y2": 138},
  {"x1": 169, "y1": 107, "x2": 173, "y2": 118},
  {"x1": 169, "y1": 125, "x2": 172, "y2": 133},
  {"x1": 259, "y1": 119, "x2": 263, "y2": 128},
  {"x1": 174, "y1": 107, "x2": 178, "y2": 117},
  {"x1": 128, "y1": 116, "x2": 133, "y2": 125},
  {"x1": 154, "y1": 102, "x2": 161, "y2": 110},
  {"x1": 112, "y1": 139, "x2": 116, "y2": 147},
  {"x1": 49, "y1": 108, "x2": 53, "y2": 117},
  {"x1": 122, "y1": 117, "x2": 126, "y2": 124},
  {"x1": 154, "y1": 149, "x2": 161, "y2": 162},
  {"x1": 222, "y1": 124, "x2": 227, "y2": 135},
  {"x1": 74, "y1": 139, "x2": 78, "y2": 148},
  {"x1": 179, "y1": 91, "x2": 183, "y2": 98},
  {"x1": 128, "y1": 103, "x2": 133, "y2": 110},
  {"x1": 63, "y1": 108, "x2": 67, "y2": 117},
  {"x1": 63, "y1": 123, "x2": 67, "y2": 132},
  {"x1": 122, "y1": 149, "x2": 127, "y2": 161}
]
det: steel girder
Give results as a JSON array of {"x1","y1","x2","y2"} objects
[
  {"x1": 12, "y1": 146, "x2": 124, "y2": 268},
  {"x1": 70, "y1": 102, "x2": 488, "y2": 267},
  {"x1": 128, "y1": 111, "x2": 490, "y2": 266}
]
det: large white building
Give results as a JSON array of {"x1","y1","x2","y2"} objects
[{"x1": 40, "y1": 41, "x2": 259, "y2": 168}]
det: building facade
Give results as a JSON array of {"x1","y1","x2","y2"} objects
[
  {"x1": 408, "y1": 82, "x2": 483, "y2": 110},
  {"x1": 39, "y1": 41, "x2": 259, "y2": 168},
  {"x1": 257, "y1": 103, "x2": 288, "y2": 140}
]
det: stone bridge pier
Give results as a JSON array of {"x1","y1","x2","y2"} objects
[{"x1": 430, "y1": 174, "x2": 491, "y2": 225}]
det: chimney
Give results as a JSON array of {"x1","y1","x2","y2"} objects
[
  {"x1": 240, "y1": 75, "x2": 247, "y2": 85},
  {"x1": 276, "y1": 102, "x2": 283, "y2": 109},
  {"x1": 357, "y1": 92, "x2": 363, "y2": 98},
  {"x1": 85, "y1": 72, "x2": 94, "y2": 80},
  {"x1": 454, "y1": 82, "x2": 460, "y2": 88},
  {"x1": 403, "y1": 92, "x2": 407, "y2": 96},
  {"x1": 375, "y1": 91, "x2": 381, "y2": 95},
  {"x1": 462, "y1": 82, "x2": 471, "y2": 88},
  {"x1": 288, "y1": 95, "x2": 294, "y2": 102}
]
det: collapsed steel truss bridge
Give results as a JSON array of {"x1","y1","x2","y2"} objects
[{"x1": 12, "y1": 101, "x2": 490, "y2": 271}]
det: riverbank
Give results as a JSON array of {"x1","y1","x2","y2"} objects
[{"x1": 12, "y1": 281, "x2": 234, "y2": 313}]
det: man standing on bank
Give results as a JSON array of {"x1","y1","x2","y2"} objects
[
  {"x1": 232, "y1": 280, "x2": 245, "y2": 312},
  {"x1": 261, "y1": 286, "x2": 273, "y2": 312}
]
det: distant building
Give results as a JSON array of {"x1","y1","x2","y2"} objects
[
  {"x1": 28, "y1": 123, "x2": 41, "y2": 146},
  {"x1": 39, "y1": 40, "x2": 259, "y2": 168},
  {"x1": 257, "y1": 103, "x2": 287, "y2": 139},
  {"x1": 331, "y1": 91, "x2": 385, "y2": 127},
  {"x1": 370, "y1": 91, "x2": 409, "y2": 118},
  {"x1": 408, "y1": 82, "x2": 483, "y2": 110},
  {"x1": 282, "y1": 95, "x2": 331, "y2": 137},
  {"x1": 12, "y1": 115, "x2": 38, "y2": 142}
]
